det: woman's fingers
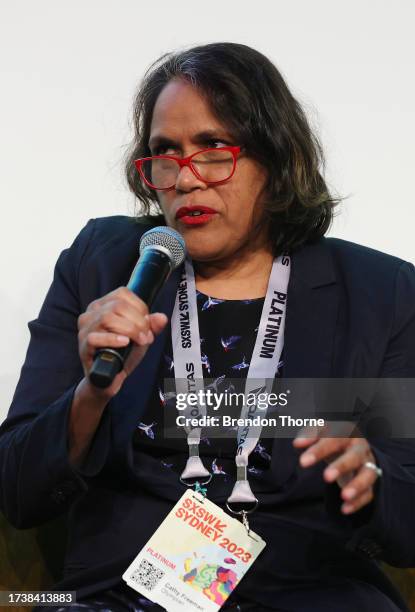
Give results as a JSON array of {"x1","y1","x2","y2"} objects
[
  {"x1": 97, "y1": 311, "x2": 151, "y2": 344},
  {"x1": 298, "y1": 437, "x2": 347, "y2": 467},
  {"x1": 86, "y1": 331, "x2": 130, "y2": 348},
  {"x1": 293, "y1": 421, "x2": 378, "y2": 514},
  {"x1": 341, "y1": 488, "x2": 374, "y2": 514},
  {"x1": 148, "y1": 312, "x2": 169, "y2": 335},
  {"x1": 90, "y1": 286, "x2": 149, "y2": 316},
  {"x1": 323, "y1": 442, "x2": 369, "y2": 482},
  {"x1": 292, "y1": 425, "x2": 321, "y2": 448},
  {"x1": 82, "y1": 331, "x2": 128, "y2": 366},
  {"x1": 339, "y1": 463, "x2": 378, "y2": 502},
  {"x1": 77, "y1": 288, "x2": 170, "y2": 396},
  {"x1": 80, "y1": 314, "x2": 150, "y2": 361},
  {"x1": 79, "y1": 300, "x2": 152, "y2": 346},
  {"x1": 80, "y1": 289, "x2": 151, "y2": 334},
  {"x1": 292, "y1": 436, "x2": 319, "y2": 449},
  {"x1": 121, "y1": 313, "x2": 168, "y2": 376},
  {"x1": 294, "y1": 436, "x2": 343, "y2": 467},
  {"x1": 81, "y1": 313, "x2": 167, "y2": 364}
]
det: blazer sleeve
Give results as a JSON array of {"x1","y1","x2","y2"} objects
[
  {"x1": 326, "y1": 261, "x2": 415, "y2": 567},
  {"x1": 0, "y1": 219, "x2": 111, "y2": 529}
]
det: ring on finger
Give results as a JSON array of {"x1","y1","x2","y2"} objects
[{"x1": 362, "y1": 461, "x2": 383, "y2": 478}]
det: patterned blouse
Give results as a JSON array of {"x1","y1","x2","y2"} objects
[{"x1": 132, "y1": 290, "x2": 284, "y2": 501}]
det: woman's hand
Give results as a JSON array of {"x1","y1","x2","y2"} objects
[
  {"x1": 77, "y1": 286, "x2": 168, "y2": 399},
  {"x1": 293, "y1": 424, "x2": 380, "y2": 515}
]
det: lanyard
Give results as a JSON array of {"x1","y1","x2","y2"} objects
[{"x1": 171, "y1": 255, "x2": 290, "y2": 515}]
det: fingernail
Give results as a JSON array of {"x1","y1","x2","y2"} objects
[
  {"x1": 293, "y1": 437, "x2": 305, "y2": 445},
  {"x1": 325, "y1": 467, "x2": 339, "y2": 481},
  {"x1": 343, "y1": 488, "x2": 356, "y2": 500},
  {"x1": 342, "y1": 503, "x2": 353, "y2": 514},
  {"x1": 116, "y1": 335, "x2": 129, "y2": 343},
  {"x1": 138, "y1": 332, "x2": 148, "y2": 344},
  {"x1": 300, "y1": 453, "x2": 315, "y2": 467}
]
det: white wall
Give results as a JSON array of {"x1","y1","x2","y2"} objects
[{"x1": 1, "y1": 0, "x2": 414, "y2": 420}]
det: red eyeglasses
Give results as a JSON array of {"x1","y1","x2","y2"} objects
[{"x1": 134, "y1": 146, "x2": 241, "y2": 191}]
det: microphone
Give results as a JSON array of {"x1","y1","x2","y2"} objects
[{"x1": 88, "y1": 226, "x2": 186, "y2": 389}]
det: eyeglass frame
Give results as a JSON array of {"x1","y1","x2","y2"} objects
[{"x1": 134, "y1": 145, "x2": 242, "y2": 191}]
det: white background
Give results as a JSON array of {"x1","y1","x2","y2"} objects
[{"x1": 1, "y1": 1, "x2": 414, "y2": 421}]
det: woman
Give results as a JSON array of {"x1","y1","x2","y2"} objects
[{"x1": 1, "y1": 43, "x2": 415, "y2": 612}]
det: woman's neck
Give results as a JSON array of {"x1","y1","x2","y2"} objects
[{"x1": 194, "y1": 245, "x2": 274, "y2": 300}]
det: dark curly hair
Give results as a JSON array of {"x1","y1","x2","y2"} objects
[{"x1": 125, "y1": 42, "x2": 342, "y2": 254}]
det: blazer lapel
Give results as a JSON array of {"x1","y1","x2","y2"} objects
[
  {"x1": 284, "y1": 238, "x2": 339, "y2": 379},
  {"x1": 270, "y1": 238, "x2": 340, "y2": 489}
]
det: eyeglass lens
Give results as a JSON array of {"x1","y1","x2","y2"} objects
[{"x1": 142, "y1": 149, "x2": 235, "y2": 189}]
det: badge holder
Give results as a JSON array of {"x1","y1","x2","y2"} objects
[
  {"x1": 178, "y1": 432, "x2": 212, "y2": 528},
  {"x1": 179, "y1": 442, "x2": 212, "y2": 493},
  {"x1": 226, "y1": 465, "x2": 259, "y2": 538}
]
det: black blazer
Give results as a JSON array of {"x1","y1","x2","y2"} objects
[{"x1": 1, "y1": 216, "x2": 415, "y2": 610}]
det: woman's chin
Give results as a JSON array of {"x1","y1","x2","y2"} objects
[{"x1": 183, "y1": 240, "x2": 227, "y2": 263}]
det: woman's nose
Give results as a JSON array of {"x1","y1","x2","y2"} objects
[{"x1": 175, "y1": 164, "x2": 207, "y2": 192}]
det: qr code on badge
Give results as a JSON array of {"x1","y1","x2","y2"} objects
[{"x1": 129, "y1": 559, "x2": 165, "y2": 591}]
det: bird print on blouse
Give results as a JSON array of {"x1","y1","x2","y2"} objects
[
  {"x1": 201, "y1": 352, "x2": 211, "y2": 374},
  {"x1": 212, "y1": 458, "x2": 228, "y2": 478},
  {"x1": 221, "y1": 335, "x2": 242, "y2": 351},
  {"x1": 231, "y1": 356, "x2": 250, "y2": 370},
  {"x1": 137, "y1": 422, "x2": 157, "y2": 439},
  {"x1": 164, "y1": 354, "x2": 174, "y2": 372},
  {"x1": 201, "y1": 296, "x2": 225, "y2": 311}
]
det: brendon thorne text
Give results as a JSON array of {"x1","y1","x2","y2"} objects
[{"x1": 176, "y1": 415, "x2": 325, "y2": 428}]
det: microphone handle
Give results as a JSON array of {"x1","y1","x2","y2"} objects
[{"x1": 88, "y1": 249, "x2": 172, "y2": 389}]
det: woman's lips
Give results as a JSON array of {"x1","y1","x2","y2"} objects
[
  {"x1": 178, "y1": 213, "x2": 216, "y2": 226},
  {"x1": 175, "y1": 206, "x2": 217, "y2": 226}
]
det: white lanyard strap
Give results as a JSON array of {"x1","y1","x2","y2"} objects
[
  {"x1": 171, "y1": 255, "x2": 291, "y2": 504},
  {"x1": 229, "y1": 255, "x2": 290, "y2": 505},
  {"x1": 171, "y1": 258, "x2": 210, "y2": 482}
]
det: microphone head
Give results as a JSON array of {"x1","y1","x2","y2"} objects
[{"x1": 139, "y1": 226, "x2": 186, "y2": 269}]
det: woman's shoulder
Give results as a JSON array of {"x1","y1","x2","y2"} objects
[
  {"x1": 60, "y1": 214, "x2": 166, "y2": 275},
  {"x1": 84, "y1": 214, "x2": 166, "y2": 242},
  {"x1": 321, "y1": 238, "x2": 415, "y2": 313},
  {"x1": 295, "y1": 237, "x2": 414, "y2": 310},
  {"x1": 292, "y1": 236, "x2": 413, "y2": 293},
  {"x1": 68, "y1": 214, "x2": 166, "y2": 260},
  {"x1": 325, "y1": 236, "x2": 409, "y2": 267},
  {"x1": 324, "y1": 236, "x2": 413, "y2": 281}
]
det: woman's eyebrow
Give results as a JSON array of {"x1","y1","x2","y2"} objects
[
  {"x1": 148, "y1": 135, "x2": 176, "y2": 150},
  {"x1": 192, "y1": 129, "x2": 230, "y2": 142},
  {"x1": 148, "y1": 129, "x2": 232, "y2": 150}
]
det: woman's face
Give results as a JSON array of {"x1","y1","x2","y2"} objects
[{"x1": 148, "y1": 79, "x2": 270, "y2": 263}]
